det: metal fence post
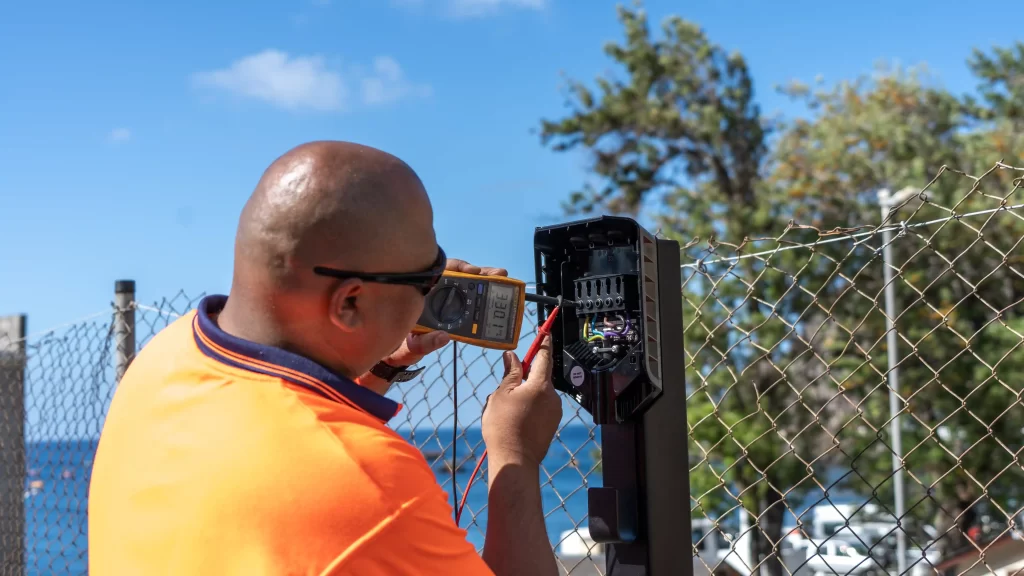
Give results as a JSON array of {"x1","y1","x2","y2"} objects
[
  {"x1": 114, "y1": 280, "x2": 136, "y2": 383},
  {"x1": 0, "y1": 314, "x2": 27, "y2": 576}
]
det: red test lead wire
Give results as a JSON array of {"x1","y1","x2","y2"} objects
[{"x1": 455, "y1": 305, "x2": 562, "y2": 526}]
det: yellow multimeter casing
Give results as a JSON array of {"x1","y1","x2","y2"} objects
[{"x1": 413, "y1": 271, "x2": 528, "y2": 350}]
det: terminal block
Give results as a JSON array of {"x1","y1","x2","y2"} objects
[{"x1": 574, "y1": 274, "x2": 636, "y2": 317}]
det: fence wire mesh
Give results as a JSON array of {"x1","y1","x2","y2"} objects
[
  {"x1": 3, "y1": 161, "x2": 1024, "y2": 575},
  {"x1": 685, "y1": 162, "x2": 1024, "y2": 576},
  {"x1": 0, "y1": 313, "x2": 115, "y2": 576}
]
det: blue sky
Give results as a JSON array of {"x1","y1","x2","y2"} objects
[{"x1": 1, "y1": 0, "x2": 1019, "y2": 336}]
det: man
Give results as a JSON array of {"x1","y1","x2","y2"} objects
[{"x1": 88, "y1": 141, "x2": 563, "y2": 575}]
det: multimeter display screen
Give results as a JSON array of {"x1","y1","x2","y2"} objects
[{"x1": 484, "y1": 284, "x2": 515, "y2": 340}]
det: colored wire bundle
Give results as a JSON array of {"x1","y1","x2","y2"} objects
[{"x1": 583, "y1": 311, "x2": 632, "y2": 342}]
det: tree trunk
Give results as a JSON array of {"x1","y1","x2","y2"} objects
[
  {"x1": 934, "y1": 482, "x2": 977, "y2": 556},
  {"x1": 754, "y1": 487, "x2": 786, "y2": 576}
]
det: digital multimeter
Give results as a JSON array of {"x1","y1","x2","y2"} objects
[{"x1": 414, "y1": 272, "x2": 528, "y2": 350}]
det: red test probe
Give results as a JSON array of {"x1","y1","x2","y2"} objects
[{"x1": 455, "y1": 304, "x2": 562, "y2": 526}]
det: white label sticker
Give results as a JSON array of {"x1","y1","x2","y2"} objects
[{"x1": 569, "y1": 365, "x2": 586, "y2": 387}]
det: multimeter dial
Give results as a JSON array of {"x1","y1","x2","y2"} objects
[{"x1": 431, "y1": 286, "x2": 467, "y2": 324}]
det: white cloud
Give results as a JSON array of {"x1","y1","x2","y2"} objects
[
  {"x1": 360, "y1": 56, "x2": 432, "y2": 106},
  {"x1": 449, "y1": 0, "x2": 546, "y2": 17},
  {"x1": 108, "y1": 128, "x2": 131, "y2": 142},
  {"x1": 192, "y1": 50, "x2": 347, "y2": 112},
  {"x1": 192, "y1": 51, "x2": 430, "y2": 112},
  {"x1": 392, "y1": 0, "x2": 547, "y2": 18}
]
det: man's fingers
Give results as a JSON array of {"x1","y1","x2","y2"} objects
[
  {"x1": 444, "y1": 258, "x2": 481, "y2": 274},
  {"x1": 524, "y1": 335, "x2": 554, "y2": 388},
  {"x1": 479, "y1": 266, "x2": 508, "y2": 277},
  {"x1": 444, "y1": 258, "x2": 508, "y2": 277},
  {"x1": 404, "y1": 331, "x2": 450, "y2": 357}
]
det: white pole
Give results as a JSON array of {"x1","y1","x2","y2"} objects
[{"x1": 878, "y1": 188, "x2": 907, "y2": 575}]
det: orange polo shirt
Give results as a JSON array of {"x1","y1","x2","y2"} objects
[{"x1": 88, "y1": 295, "x2": 493, "y2": 575}]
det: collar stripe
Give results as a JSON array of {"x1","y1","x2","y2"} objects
[
  {"x1": 192, "y1": 316, "x2": 358, "y2": 410},
  {"x1": 191, "y1": 295, "x2": 402, "y2": 422}
]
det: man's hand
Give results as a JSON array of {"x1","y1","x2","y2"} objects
[
  {"x1": 357, "y1": 258, "x2": 509, "y2": 393},
  {"x1": 481, "y1": 336, "x2": 562, "y2": 467},
  {"x1": 481, "y1": 335, "x2": 561, "y2": 576}
]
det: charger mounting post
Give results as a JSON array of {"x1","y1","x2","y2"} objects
[{"x1": 533, "y1": 216, "x2": 691, "y2": 576}]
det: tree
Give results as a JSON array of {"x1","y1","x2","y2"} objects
[
  {"x1": 540, "y1": 0, "x2": 1024, "y2": 570},
  {"x1": 539, "y1": 4, "x2": 842, "y2": 574},
  {"x1": 770, "y1": 56, "x2": 1024, "y2": 558}
]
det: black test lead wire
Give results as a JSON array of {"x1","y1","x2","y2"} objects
[{"x1": 451, "y1": 341, "x2": 458, "y2": 521}]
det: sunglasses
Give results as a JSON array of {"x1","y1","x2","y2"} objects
[{"x1": 312, "y1": 246, "x2": 447, "y2": 296}]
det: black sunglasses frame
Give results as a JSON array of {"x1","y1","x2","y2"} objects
[{"x1": 312, "y1": 246, "x2": 447, "y2": 296}]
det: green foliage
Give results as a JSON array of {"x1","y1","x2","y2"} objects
[
  {"x1": 540, "y1": 1, "x2": 1024, "y2": 569},
  {"x1": 965, "y1": 43, "x2": 1024, "y2": 125},
  {"x1": 767, "y1": 52, "x2": 1024, "y2": 551},
  {"x1": 770, "y1": 65, "x2": 968, "y2": 227},
  {"x1": 539, "y1": 2, "x2": 768, "y2": 220}
]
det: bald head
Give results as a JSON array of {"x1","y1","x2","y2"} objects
[
  {"x1": 217, "y1": 140, "x2": 439, "y2": 379},
  {"x1": 234, "y1": 141, "x2": 436, "y2": 290}
]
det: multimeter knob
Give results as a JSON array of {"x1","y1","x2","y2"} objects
[{"x1": 431, "y1": 285, "x2": 467, "y2": 324}]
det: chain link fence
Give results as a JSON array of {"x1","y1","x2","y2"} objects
[
  {"x1": 4, "y1": 162, "x2": 1024, "y2": 575},
  {"x1": 0, "y1": 311, "x2": 115, "y2": 575},
  {"x1": 686, "y1": 162, "x2": 1024, "y2": 576}
]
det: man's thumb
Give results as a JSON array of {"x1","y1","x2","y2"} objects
[{"x1": 501, "y1": 351, "x2": 523, "y2": 386}]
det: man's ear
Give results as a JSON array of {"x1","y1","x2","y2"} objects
[{"x1": 328, "y1": 279, "x2": 363, "y2": 333}]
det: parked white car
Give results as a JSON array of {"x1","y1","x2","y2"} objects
[{"x1": 789, "y1": 537, "x2": 876, "y2": 576}]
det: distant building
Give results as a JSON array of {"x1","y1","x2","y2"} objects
[{"x1": 936, "y1": 532, "x2": 1024, "y2": 576}]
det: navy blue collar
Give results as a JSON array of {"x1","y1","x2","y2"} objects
[{"x1": 192, "y1": 295, "x2": 401, "y2": 423}]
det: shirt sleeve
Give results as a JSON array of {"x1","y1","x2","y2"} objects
[{"x1": 321, "y1": 484, "x2": 495, "y2": 576}]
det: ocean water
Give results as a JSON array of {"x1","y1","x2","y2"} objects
[{"x1": 21, "y1": 425, "x2": 602, "y2": 575}]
